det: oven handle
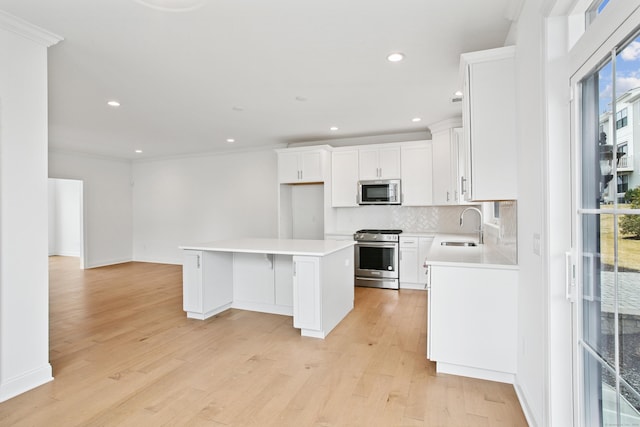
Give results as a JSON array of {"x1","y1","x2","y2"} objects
[{"x1": 355, "y1": 242, "x2": 399, "y2": 249}]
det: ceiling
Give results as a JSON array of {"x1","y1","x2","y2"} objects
[{"x1": 0, "y1": 0, "x2": 516, "y2": 160}]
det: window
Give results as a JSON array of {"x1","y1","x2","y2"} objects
[
  {"x1": 617, "y1": 174, "x2": 629, "y2": 194},
  {"x1": 586, "y1": 0, "x2": 611, "y2": 27},
  {"x1": 616, "y1": 107, "x2": 628, "y2": 129}
]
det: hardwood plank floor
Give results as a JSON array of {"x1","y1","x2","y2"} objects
[{"x1": 0, "y1": 256, "x2": 527, "y2": 426}]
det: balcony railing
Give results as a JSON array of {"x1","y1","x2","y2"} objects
[{"x1": 619, "y1": 153, "x2": 634, "y2": 171}]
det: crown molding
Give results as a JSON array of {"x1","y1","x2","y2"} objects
[{"x1": 0, "y1": 10, "x2": 63, "y2": 47}]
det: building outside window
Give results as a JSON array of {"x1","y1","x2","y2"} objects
[{"x1": 616, "y1": 107, "x2": 628, "y2": 129}]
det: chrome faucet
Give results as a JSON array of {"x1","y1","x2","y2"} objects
[{"x1": 460, "y1": 207, "x2": 484, "y2": 245}]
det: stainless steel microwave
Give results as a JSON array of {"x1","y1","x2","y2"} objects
[{"x1": 357, "y1": 179, "x2": 401, "y2": 205}]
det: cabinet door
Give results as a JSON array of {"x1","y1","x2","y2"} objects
[
  {"x1": 182, "y1": 250, "x2": 203, "y2": 312},
  {"x1": 300, "y1": 151, "x2": 323, "y2": 182},
  {"x1": 401, "y1": 144, "x2": 433, "y2": 206},
  {"x1": 331, "y1": 150, "x2": 359, "y2": 207},
  {"x1": 278, "y1": 152, "x2": 301, "y2": 183},
  {"x1": 274, "y1": 255, "x2": 293, "y2": 307},
  {"x1": 358, "y1": 147, "x2": 380, "y2": 180},
  {"x1": 378, "y1": 146, "x2": 401, "y2": 179},
  {"x1": 399, "y1": 243, "x2": 419, "y2": 284},
  {"x1": 430, "y1": 266, "x2": 517, "y2": 373},
  {"x1": 432, "y1": 131, "x2": 453, "y2": 205},
  {"x1": 292, "y1": 256, "x2": 321, "y2": 331},
  {"x1": 465, "y1": 52, "x2": 517, "y2": 200}
]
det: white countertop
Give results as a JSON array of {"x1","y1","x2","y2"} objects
[
  {"x1": 425, "y1": 234, "x2": 518, "y2": 269},
  {"x1": 180, "y1": 238, "x2": 356, "y2": 257}
]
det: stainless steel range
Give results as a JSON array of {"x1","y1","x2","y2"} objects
[{"x1": 354, "y1": 229, "x2": 402, "y2": 289}]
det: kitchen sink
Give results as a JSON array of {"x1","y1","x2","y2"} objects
[{"x1": 440, "y1": 241, "x2": 477, "y2": 247}]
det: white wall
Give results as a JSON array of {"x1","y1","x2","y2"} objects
[
  {"x1": 514, "y1": 1, "x2": 548, "y2": 425},
  {"x1": 48, "y1": 178, "x2": 82, "y2": 257},
  {"x1": 0, "y1": 20, "x2": 59, "y2": 402},
  {"x1": 132, "y1": 149, "x2": 279, "y2": 264},
  {"x1": 49, "y1": 151, "x2": 133, "y2": 268}
]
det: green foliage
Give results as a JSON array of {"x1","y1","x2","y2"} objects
[{"x1": 620, "y1": 186, "x2": 640, "y2": 238}]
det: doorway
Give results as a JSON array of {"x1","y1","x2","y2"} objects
[
  {"x1": 48, "y1": 178, "x2": 85, "y2": 269},
  {"x1": 573, "y1": 25, "x2": 640, "y2": 427}
]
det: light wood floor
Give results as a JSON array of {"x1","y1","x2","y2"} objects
[{"x1": 0, "y1": 257, "x2": 527, "y2": 426}]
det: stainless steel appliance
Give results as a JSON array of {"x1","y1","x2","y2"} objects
[
  {"x1": 357, "y1": 179, "x2": 401, "y2": 205},
  {"x1": 354, "y1": 229, "x2": 402, "y2": 289}
]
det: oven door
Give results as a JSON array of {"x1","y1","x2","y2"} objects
[{"x1": 355, "y1": 242, "x2": 399, "y2": 279}]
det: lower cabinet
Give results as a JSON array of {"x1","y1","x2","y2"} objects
[
  {"x1": 182, "y1": 250, "x2": 234, "y2": 319},
  {"x1": 292, "y1": 256, "x2": 321, "y2": 331},
  {"x1": 427, "y1": 264, "x2": 518, "y2": 383},
  {"x1": 399, "y1": 236, "x2": 434, "y2": 289}
]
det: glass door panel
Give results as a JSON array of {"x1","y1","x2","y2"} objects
[{"x1": 577, "y1": 30, "x2": 640, "y2": 426}]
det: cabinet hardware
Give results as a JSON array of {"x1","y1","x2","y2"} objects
[
  {"x1": 446, "y1": 191, "x2": 450, "y2": 202},
  {"x1": 461, "y1": 176, "x2": 467, "y2": 194},
  {"x1": 197, "y1": 255, "x2": 200, "y2": 269}
]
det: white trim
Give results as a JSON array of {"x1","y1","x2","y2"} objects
[
  {"x1": 435, "y1": 362, "x2": 515, "y2": 384},
  {"x1": 0, "y1": 10, "x2": 62, "y2": 47},
  {"x1": 0, "y1": 364, "x2": 53, "y2": 403},
  {"x1": 515, "y1": 381, "x2": 540, "y2": 427},
  {"x1": 570, "y1": 1, "x2": 640, "y2": 78}
]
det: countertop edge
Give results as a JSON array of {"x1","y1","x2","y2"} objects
[{"x1": 179, "y1": 239, "x2": 356, "y2": 257}]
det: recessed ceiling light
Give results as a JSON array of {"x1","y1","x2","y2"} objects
[
  {"x1": 454, "y1": 90, "x2": 463, "y2": 97},
  {"x1": 135, "y1": 149, "x2": 143, "y2": 153},
  {"x1": 387, "y1": 52, "x2": 405, "y2": 62},
  {"x1": 330, "y1": 126, "x2": 339, "y2": 131},
  {"x1": 226, "y1": 138, "x2": 236, "y2": 143},
  {"x1": 412, "y1": 117, "x2": 422, "y2": 122},
  {"x1": 107, "y1": 100, "x2": 120, "y2": 107}
]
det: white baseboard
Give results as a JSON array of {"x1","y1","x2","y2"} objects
[
  {"x1": 436, "y1": 362, "x2": 515, "y2": 384},
  {"x1": 0, "y1": 364, "x2": 53, "y2": 403},
  {"x1": 514, "y1": 381, "x2": 538, "y2": 427},
  {"x1": 85, "y1": 257, "x2": 132, "y2": 269}
]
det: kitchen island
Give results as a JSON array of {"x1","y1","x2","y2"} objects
[{"x1": 179, "y1": 238, "x2": 355, "y2": 339}]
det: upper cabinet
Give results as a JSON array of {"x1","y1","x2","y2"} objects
[
  {"x1": 460, "y1": 46, "x2": 517, "y2": 201},
  {"x1": 400, "y1": 141, "x2": 433, "y2": 206},
  {"x1": 430, "y1": 119, "x2": 462, "y2": 205},
  {"x1": 277, "y1": 147, "x2": 329, "y2": 184},
  {"x1": 358, "y1": 146, "x2": 401, "y2": 180},
  {"x1": 331, "y1": 148, "x2": 359, "y2": 207}
]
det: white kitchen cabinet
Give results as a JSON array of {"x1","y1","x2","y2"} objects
[
  {"x1": 430, "y1": 119, "x2": 462, "y2": 205},
  {"x1": 277, "y1": 148, "x2": 327, "y2": 183},
  {"x1": 460, "y1": 46, "x2": 517, "y2": 201},
  {"x1": 182, "y1": 250, "x2": 233, "y2": 320},
  {"x1": 400, "y1": 238, "x2": 419, "y2": 285},
  {"x1": 399, "y1": 236, "x2": 433, "y2": 289},
  {"x1": 331, "y1": 149, "x2": 359, "y2": 207},
  {"x1": 292, "y1": 256, "x2": 321, "y2": 331},
  {"x1": 358, "y1": 145, "x2": 401, "y2": 180},
  {"x1": 428, "y1": 264, "x2": 518, "y2": 383},
  {"x1": 400, "y1": 142, "x2": 433, "y2": 206}
]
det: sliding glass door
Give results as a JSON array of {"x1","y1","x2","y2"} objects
[{"x1": 576, "y1": 30, "x2": 640, "y2": 427}]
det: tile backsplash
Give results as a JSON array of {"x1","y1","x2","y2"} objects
[{"x1": 333, "y1": 201, "x2": 518, "y2": 263}]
